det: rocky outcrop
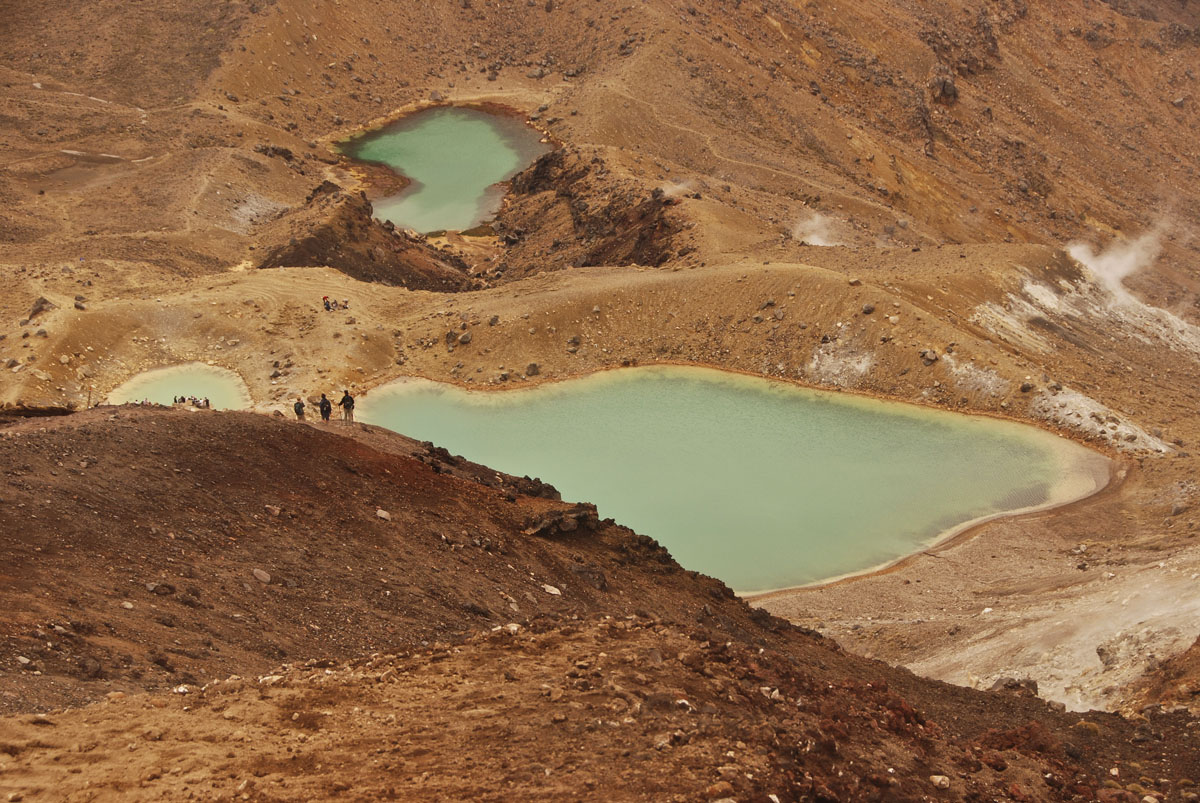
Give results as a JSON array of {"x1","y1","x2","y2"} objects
[
  {"x1": 255, "y1": 181, "x2": 471, "y2": 291},
  {"x1": 491, "y1": 148, "x2": 681, "y2": 281},
  {"x1": 523, "y1": 502, "x2": 600, "y2": 537}
]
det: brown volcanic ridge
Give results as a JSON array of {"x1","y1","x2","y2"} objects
[
  {"x1": 3, "y1": 0, "x2": 1200, "y2": 799},
  {"x1": 0, "y1": 408, "x2": 1197, "y2": 803}
]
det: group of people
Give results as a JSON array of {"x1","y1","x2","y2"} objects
[
  {"x1": 322, "y1": 296, "x2": 351, "y2": 311},
  {"x1": 173, "y1": 395, "x2": 211, "y2": 408},
  {"x1": 293, "y1": 390, "x2": 355, "y2": 423}
]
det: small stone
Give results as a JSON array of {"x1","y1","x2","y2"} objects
[
  {"x1": 862, "y1": 303, "x2": 875, "y2": 315},
  {"x1": 252, "y1": 568, "x2": 271, "y2": 584},
  {"x1": 376, "y1": 509, "x2": 392, "y2": 521},
  {"x1": 1020, "y1": 382, "x2": 1035, "y2": 393},
  {"x1": 59, "y1": 354, "x2": 71, "y2": 364},
  {"x1": 526, "y1": 362, "x2": 540, "y2": 376},
  {"x1": 264, "y1": 504, "x2": 281, "y2": 517},
  {"x1": 705, "y1": 781, "x2": 735, "y2": 799},
  {"x1": 848, "y1": 278, "x2": 862, "y2": 286},
  {"x1": 930, "y1": 775, "x2": 951, "y2": 789},
  {"x1": 27, "y1": 296, "x2": 55, "y2": 319},
  {"x1": 488, "y1": 315, "x2": 500, "y2": 326},
  {"x1": 458, "y1": 331, "x2": 472, "y2": 345},
  {"x1": 542, "y1": 584, "x2": 561, "y2": 596},
  {"x1": 121, "y1": 601, "x2": 134, "y2": 610},
  {"x1": 592, "y1": 305, "x2": 601, "y2": 314}
]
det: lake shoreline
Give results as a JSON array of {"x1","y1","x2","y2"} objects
[{"x1": 360, "y1": 363, "x2": 1112, "y2": 593}]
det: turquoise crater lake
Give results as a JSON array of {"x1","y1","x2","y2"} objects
[
  {"x1": 341, "y1": 106, "x2": 551, "y2": 233},
  {"x1": 359, "y1": 367, "x2": 1107, "y2": 592},
  {"x1": 107, "y1": 364, "x2": 251, "y2": 411}
]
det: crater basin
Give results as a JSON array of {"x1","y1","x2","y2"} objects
[
  {"x1": 360, "y1": 366, "x2": 1108, "y2": 593},
  {"x1": 106, "y1": 363, "x2": 252, "y2": 411},
  {"x1": 341, "y1": 106, "x2": 551, "y2": 233}
]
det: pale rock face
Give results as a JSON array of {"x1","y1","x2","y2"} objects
[
  {"x1": 1030, "y1": 387, "x2": 1172, "y2": 453},
  {"x1": 805, "y1": 343, "x2": 873, "y2": 387},
  {"x1": 941, "y1": 354, "x2": 1010, "y2": 398}
]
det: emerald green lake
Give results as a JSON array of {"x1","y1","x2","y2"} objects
[
  {"x1": 107, "y1": 364, "x2": 251, "y2": 410},
  {"x1": 341, "y1": 107, "x2": 551, "y2": 233},
  {"x1": 360, "y1": 367, "x2": 1106, "y2": 593}
]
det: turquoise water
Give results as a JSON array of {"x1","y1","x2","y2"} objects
[
  {"x1": 360, "y1": 367, "x2": 1105, "y2": 592},
  {"x1": 342, "y1": 107, "x2": 551, "y2": 232},
  {"x1": 107, "y1": 364, "x2": 251, "y2": 411}
]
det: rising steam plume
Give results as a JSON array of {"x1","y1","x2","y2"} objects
[
  {"x1": 1067, "y1": 222, "x2": 1168, "y2": 303},
  {"x1": 1066, "y1": 222, "x2": 1200, "y2": 355},
  {"x1": 791, "y1": 212, "x2": 844, "y2": 246}
]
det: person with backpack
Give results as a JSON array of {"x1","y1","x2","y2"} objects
[
  {"x1": 293, "y1": 397, "x2": 306, "y2": 420},
  {"x1": 338, "y1": 390, "x2": 355, "y2": 424},
  {"x1": 319, "y1": 393, "x2": 332, "y2": 422}
]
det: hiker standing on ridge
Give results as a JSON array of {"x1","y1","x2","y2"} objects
[
  {"x1": 294, "y1": 397, "x2": 306, "y2": 420},
  {"x1": 338, "y1": 390, "x2": 355, "y2": 424},
  {"x1": 319, "y1": 393, "x2": 332, "y2": 422}
]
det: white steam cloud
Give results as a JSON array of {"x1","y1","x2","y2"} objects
[
  {"x1": 1067, "y1": 222, "x2": 1167, "y2": 303},
  {"x1": 657, "y1": 179, "x2": 695, "y2": 198},
  {"x1": 1065, "y1": 221, "x2": 1200, "y2": 356},
  {"x1": 791, "y1": 212, "x2": 844, "y2": 247}
]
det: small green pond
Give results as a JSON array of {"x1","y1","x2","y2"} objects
[
  {"x1": 360, "y1": 366, "x2": 1107, "y2": 592},
  {"x1": 107, "y1": 364, "x2": 251, "y2": 411},
  {"x1": 341, "y1": 106, "x2": 551, "y2": 233}
]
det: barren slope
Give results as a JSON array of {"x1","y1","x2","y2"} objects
[{"x1": 1, "y1": 409, "x2": 1199, "y2": 802}]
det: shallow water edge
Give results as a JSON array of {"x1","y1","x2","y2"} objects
[
  {"x1": 361, "y1": 364, "x2": 1112, "y2": 593},
  {"x1": 106, "y1": 363, "x2": 253, "y2": 411}
]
